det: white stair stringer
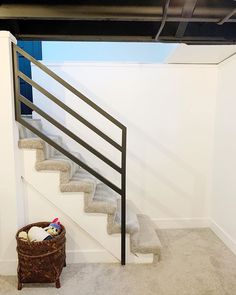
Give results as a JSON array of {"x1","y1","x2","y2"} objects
[{"x1": 21, "y1": 149, "x2": 154, "y2": 263}]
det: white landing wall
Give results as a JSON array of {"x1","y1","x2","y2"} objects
[
  {"x1": 210, "y1": 54, "x2": 236, "y2": 255},
  {"x1": 32, "y1": 62, "x2": 217, "y2": 228}
]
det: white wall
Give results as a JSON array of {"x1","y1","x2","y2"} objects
[
  {"x1": 2, "y1": 34, "x2": 236, "y2": 273},
  {"x1": 23, "y1": 179, "x2": 116, "y2": 263},
  {"x1": 0, "y1": 32, "x2": 25, "y2": 275},
  {"x1": 167, "y1": 44, "x2": 236, "y2": 64},
  {"x1": 32, "y1": 62, "x2": 217, "y2": 228},
  {"x1": 211, "y1": 54, "x2": 236, "y2": 255},
  {"x1": 1, "y1": 30, "x2": 235, "y2": 275}
]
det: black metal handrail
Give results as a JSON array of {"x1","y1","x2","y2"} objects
[
  {"x1": 18, "y1": 71, "x2": 123, "y2": 151},
  {"x1": 12, "y1": 43, "x2": 127, "y2": 265}
]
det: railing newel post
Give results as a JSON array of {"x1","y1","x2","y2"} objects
[
  {"x1": 121, "y1": 126, "x2": 127, "y2": 265},
  {"x1": 12, "y1": 43, "x2": 21, "y2": 120}
]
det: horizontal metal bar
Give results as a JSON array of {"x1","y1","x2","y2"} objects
[
  {"x1": 18, "y1": 71, "x2": 122, "y2": 151},
  {"x1": 17, "y1": 116, "x2": 122, "y2": 195},
  {"x1": 14, "y1": 44, "x2": 126, "y2": 130},
  {"x1": 18, "y1": 94, "x2": 122, "y2": 173}
]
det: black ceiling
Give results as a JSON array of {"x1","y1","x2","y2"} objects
[{"x1": 0, "y1": 0, "x2": 235, "y2": 44}]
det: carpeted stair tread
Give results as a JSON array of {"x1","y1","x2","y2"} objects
[
  {"x1": 50, "y1": 153, "x2": 80, "y2": 175},
  {"x1": 18, "y1": 138, "x2": 44, "y2": 149},
  {"x1": 84, "y1": 183, "x2": 119, "y2": 214},
  {"x1": 130, "y1": 214, "x2": 162, "y2": 255},
  {"x1": 18, "y1": 118, "x2": 42, "y2": 139},
  {"x1": 18, "y1": 136, "x2": 62, "y2": 150},
  {"x1": 19, "y1": 119, "x2": 66, "y2": 158},
  {"x1": 60, "y1": 168, "x2": 97, "y2": 193},
  {"x1": 94, "y1": 183, "x2": 120, "y2": 201},
  {"x1": 52, "y1": 150, "x2": 81, "y2": 161},
  {"x1": 60, "y1": 180, "x2": 95, "y2": 193},
  {"x1": 107, "y1": 199, "x2": 140, "y2": 234},
  {"x1": 71, "y1": 169, "x2": 97, "y2": 182},
  {"x1": 36, "y1": 158, "x2": 72, "y2": 172}
]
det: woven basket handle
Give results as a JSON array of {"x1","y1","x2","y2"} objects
[{"x1": 17, "y1": 245, "x2": 64, "y2": 259}]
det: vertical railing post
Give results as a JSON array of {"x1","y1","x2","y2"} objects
[{"x1": 121, "y1": 126, "x2": 127, "y2": 265}]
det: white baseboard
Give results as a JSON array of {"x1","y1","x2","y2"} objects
[
  {"x1": 209, "y1": 219, "x2": 236, "y2": 256},
  {"x1": 2, "y1": 220, "x2": 235, "y2": 275},
  {"x1": 0, "y1": 260, "x2": 17, "y2": 276},
  {"x1": 0, "y1": 249, "x2": 118, "y2": 276},
  {"x1": 152, "y1": 217, "x2": 210, "y2": 229}
]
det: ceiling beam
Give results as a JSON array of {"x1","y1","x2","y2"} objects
[
  {"x1": 0, "y1": 4, "x2": 172, "y2": 20},
  {"x1": 218, "y1": 8, "x2": 236, "y2": 25},
  {"x1": 16, "y1": 34, "x2": 154, "y2": 42},
  {"x1": 175, "y1": 0, "x2": 198, "y2": 38},
  {"x1": 0, "y1": 4, "x2": 235, "y2": 23},
  {"x1": 16, "y1": 34, "x2": 235, "y2": 44},
  {"x1": 160, "y1": 36, "x2": 236, "y2": 44}
]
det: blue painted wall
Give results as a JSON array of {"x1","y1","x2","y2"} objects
[{"x1": 18, "y1": 41, "x2": 42, "y2": 114}]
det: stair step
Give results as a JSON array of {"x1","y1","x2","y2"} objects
[
  {"x1": 107, "y1": 199, "x2": 140, "y2": 234},
  {"x1": 84, "y1": 183, "x2": 119, "y2": 214},
  {"x1": 18, "y1": 118, "x2": 162, "y2": 262},
  {"x1": 18, "y1": 137, "x2": 44, "y2": 149},
  {"x1": 130, "y1": 214, "x2": 162, "y2": 255},
  {"x1": 18, "y1": 118, "x2": 42, "y2": 139},
  {"x1": 60, "y1": 168, "x2": 96, "y2": 193},
  {"x1": 36, "y1": 157, "x2": 74, "y2": 171},
  {"x1": 51, "y1": 153, "x2": 80, "y2": 176},
  {"x1": 71, "y1": 169, "x2": 96, "y2": 182},
  {"x1": 19, "y1": 119, "x2": 68, "y2": 159}
]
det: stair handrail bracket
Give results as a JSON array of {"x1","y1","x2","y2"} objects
[{"x1": 12, "y1": 42, "x2": 127, "y2": 265}]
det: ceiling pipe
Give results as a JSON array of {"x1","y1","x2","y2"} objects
[{"x1": 155, "y1": 0, "x2": 171, "y2": 41}]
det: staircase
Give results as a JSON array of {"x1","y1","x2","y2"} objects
[{"x1": 13, "y1": 43, "x2": 162, "y2": 264}]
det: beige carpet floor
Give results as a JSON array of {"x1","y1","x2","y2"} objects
[{"x1": 1, "y1": 228, "x2": 236, "y2": 295}]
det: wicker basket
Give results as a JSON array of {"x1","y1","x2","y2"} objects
[{"x1": 16, "y1": 221, "x2": 66, "y2": 290}]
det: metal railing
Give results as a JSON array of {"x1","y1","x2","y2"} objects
[{"x1": 12, "y1": 43, "x2": 127, "y2": 265}]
